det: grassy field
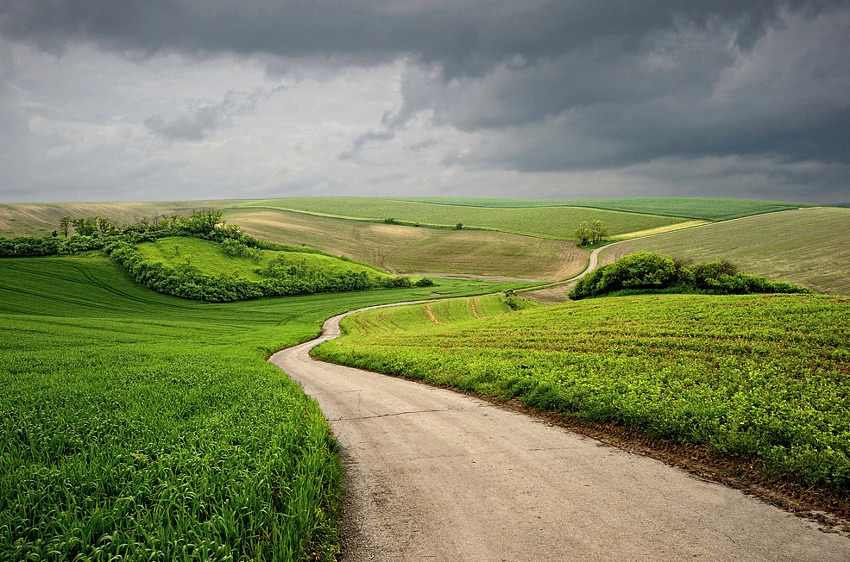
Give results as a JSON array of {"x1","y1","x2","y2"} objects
[
  {"x1": 0, "y1": 257, "x2": 529, "y2": 560},
  {"x1": 597, "y1": 207, "x2": 850, "y2": 295},
  {"x1": 233, "y1": 197, "x2": 694, "y2": 239},
  {"x1": 389, "y1": 197, "x2": 810, "y2": 220},
  {"x1": 223, "y1": 208, "x2": 587, "y2": 280},
  {"x1": 314, "y1": 292, "x2": 850, "y2": 490},
  {"x1": 136, "y1": 236, "x2": 399, "y2": 284}
]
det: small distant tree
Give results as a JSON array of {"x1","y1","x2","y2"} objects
[
  {"x1": 574, "y1": 220, "x2": 609, "y2": 245},
  {"x1": 59, "y1": 216, "x2": 71, "y2": 239},
  {"x1": 590, "y1": 220, "x2": 609, "y2": 244},
  {"x1": 455, "y1": 223, "x2": 463, "y2": 230},
  {"x1": 574, "y1": 222, "x2": 592, "y2": 245}
]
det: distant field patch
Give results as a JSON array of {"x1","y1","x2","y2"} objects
[
  {"x1": 614, "y1": 220, "x2": 709, "y2": 239},
  {"x1": 314, "y1": 293, "x2": 850, "y2": 490},
  {"x1": 235, "y1": 197, "x2": 691, "y2": 240},
  {"x1": 598, "y1": 207, "x2": 850, "y2": 295},
  {"x1": 389, "y1": 197, "x2": 810, "y2": 220}
]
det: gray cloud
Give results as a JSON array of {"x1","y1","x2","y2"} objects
[
  {"x1": 2, "y1": 1, "x2": 838, "y2": 70},
  {"x1": 1, "y1": 0, "x2": 848, "y2": 203},
  {"x1": 144, "y1": 89, "x2": 273, "y2": 141}
]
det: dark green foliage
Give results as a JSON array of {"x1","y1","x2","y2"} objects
[
  {"x1": 414, "y1": 277, "x2": 435, "y2": 287},
  {"x1": 569, "y1": 252, "x2": 810, "y2": 299},
  {"x1": 504, "y1": 290, "x2": 519, "y2": 310},
  {"x1": 0, "y1": 236, "x2": 64, "y2": 257}
]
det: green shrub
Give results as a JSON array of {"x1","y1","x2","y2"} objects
[{"x1": 570, "y1": 252, "x2": 810, "y2": 299}]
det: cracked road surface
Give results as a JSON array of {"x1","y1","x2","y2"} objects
[{"x1": 269, "y1": 309, "x2": 850, "y2": 561}]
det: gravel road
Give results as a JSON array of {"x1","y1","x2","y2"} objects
[{"x1": 269, "y1": 310, "x2": 850, "y2": 561}]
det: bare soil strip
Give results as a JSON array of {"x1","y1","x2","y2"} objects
[
  {"x1": 424, "y1": 303, "x2": 443, "y2": 325},
  {"x1": 269, "y1": 312, "x2": 850, "y2": 561},
  {"x1": 468, "y1": 297, "x2": 480, "y2": 319}
]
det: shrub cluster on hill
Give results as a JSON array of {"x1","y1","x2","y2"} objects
[
  {"x1": 1, "y1": 210, "x2": 430, "y2": 301},
  {"x1": 106, "y1": 240, "x2": 425, "y2": 302},
  {"x1": 569, "y1": 251, "x2": 810, "y2": 300}
]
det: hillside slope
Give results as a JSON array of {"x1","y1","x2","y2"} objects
[{"x1": 597, "y1": 207, "x2": 850, "y2": 294}]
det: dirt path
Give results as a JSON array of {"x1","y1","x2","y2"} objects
[{"x1": 269, "y1": 312, "x2": 850, "y2": 561}]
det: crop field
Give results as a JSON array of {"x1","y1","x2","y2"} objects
[
  {"x1": 234, "y1": 197, "x2": 693, "y2": 239},
  {"x1": 314, "y1": 293, "x2": 850, "y2": 490},
  {"x1": 388, "y1": 197, "x2": 809, "y2": 220},
  {"x1": 136, "y1": 236, "x2": 396, "y2": 284},
  {"x1": 597, "y1": 207, "x2": 850, "y2": 295},
  {"x1": 0, "y1": 257, "x2": 529, "y2": 560},
  {"x1": 223, "y1": 208, "x2": 587, "y2": 280}
]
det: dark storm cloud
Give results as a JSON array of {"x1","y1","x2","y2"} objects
[
  {"x1": 2, "y1": 0, "x2": 848, "y2": 201},
  {"x1": 1, "y1": 1, "x2": 837, "y2": 72}
]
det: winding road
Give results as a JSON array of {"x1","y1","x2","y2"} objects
[{"x1": 269, "y1": 307, "x2": 850, "y2": 561}]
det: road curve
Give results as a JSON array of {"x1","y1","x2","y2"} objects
[{"x1": 269, "y1": 312, "x2": 850, "y2": 561}]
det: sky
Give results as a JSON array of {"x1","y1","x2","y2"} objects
[{"x1": 0, "y1": 0, "x2": 848, "y2": 204}]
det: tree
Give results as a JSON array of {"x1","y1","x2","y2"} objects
[
  {"x1": 573, "y1": 220, "x2": 609, "y2": 245},
  {"x1": 573, "y1": 222, "x2": 592, "y2": 245},
  {"x1": 590, "y1": 220, "x2": 609, "y2": 244},
  {"x1": 59, "y1": 216, "x2": 71, "y2": 239}
]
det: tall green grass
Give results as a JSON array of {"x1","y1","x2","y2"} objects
[
  {"x1": 314, "y1": 293, "x2": 850, "y2": 490},
  {"x1": 0, "y1": 257, "x2": 530, "y2": 560}
]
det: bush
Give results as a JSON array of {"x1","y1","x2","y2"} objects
[
  {"x1": 0, "y1": 237, "x2": 63, "y2": 257},
  {"x1": 570, "y1": 252, "x2": 810, "y2": 299}
]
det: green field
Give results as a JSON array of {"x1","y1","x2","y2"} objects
[
  {"x1": 135, "y1": 237, "x2": 399, "y2": 284},
  {"x1": 389, "y1": 197, "x2": 810, "y2": 220},
  {"x1": 233, "y1": 197, "x2": 693, "y2": 239},
  {"x1": 0, "y1": 257, "x2": 530, "y2": 560},
  {"x1": 314, "y1": 293, "x2": 850, "y2": 490},
  {"x1": 597, "y1": 207, "x2": 850, "y2": 295}
]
